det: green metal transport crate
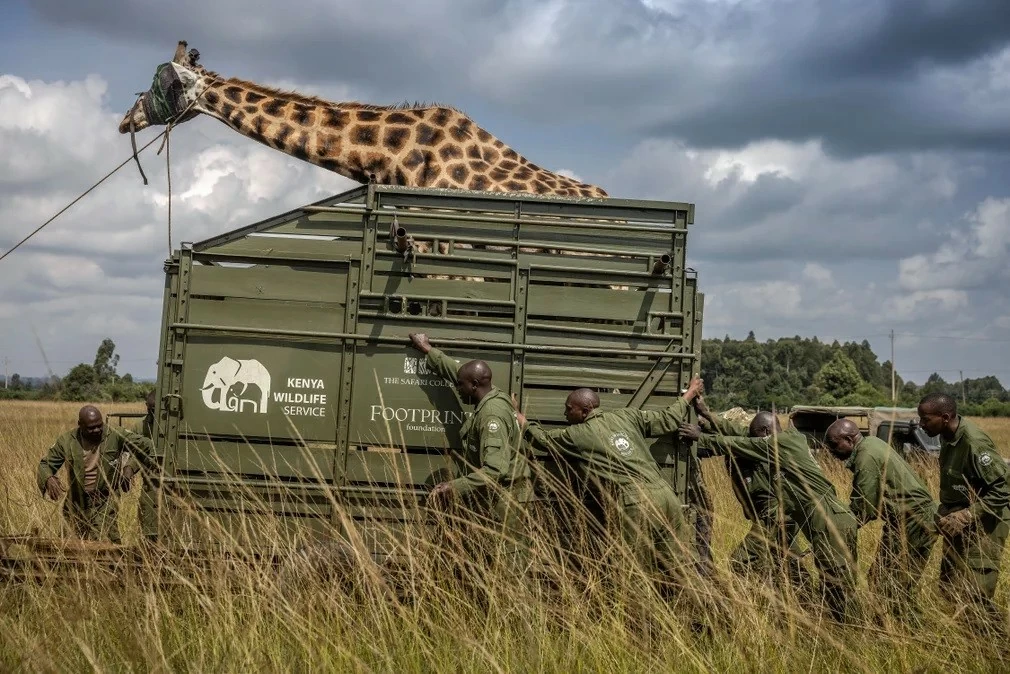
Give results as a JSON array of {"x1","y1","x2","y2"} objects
[{"x1": 148, "y1": 183, "x2": 704, "y2": 556}]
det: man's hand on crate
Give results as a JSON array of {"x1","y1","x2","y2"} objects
[
  {"x1": 408, "y1": 332, "x2": 432, "y2": 355},
  {"x1": 678, "y1": 423, "x2": 702, "y2": 443},
  {"x1": 682, "y1": 376, "x2": 704, "y2": 403},
  {"x1": 425, "y1": 481, "x2": 454, "y2": 509},
  {"x1": 511, "y1": 393, "x2": 527, "y2": 428}
]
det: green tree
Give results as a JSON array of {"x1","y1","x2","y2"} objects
[
  {"x1": 61, "y1": 364, "x2": 100, "y2": 401},
  {"x1": 919, "y1": 373, "x2": 948, "y2": 396},
  {"x1": 964, "y1": 376, "x2": 1009, "y2": 404},
  {"x1": 839, "y1": 381, "x2": 890, "y2": 407},
  {"x1": 93, "y1": 338, "x2": 120, "y2": 384},
  {"x1": 811, "y1": 351, "x2": 863, "y2": 401}
]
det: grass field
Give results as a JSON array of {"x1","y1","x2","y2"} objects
[{"x1": 1, "y1": 401, "x2": 1009, "y2": 672}]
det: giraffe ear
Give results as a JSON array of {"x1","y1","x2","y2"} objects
[{"x1": 172, "y1": 41, "x2": 189, "y2": 64}]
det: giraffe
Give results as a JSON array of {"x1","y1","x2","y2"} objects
[
  {"x1": 119, "y1": 42, "x2": 628, "y2": 290},
  {"x1": 118, "y1": 41, "x2": 608, "y2": 199}
]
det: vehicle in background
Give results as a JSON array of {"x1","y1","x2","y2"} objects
[{"x1": 788, "y1": 405, "x2": 940, "y2": 459}]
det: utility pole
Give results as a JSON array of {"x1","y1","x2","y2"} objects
[
  {"x1": 3, "y1": 357, "x2": 7, "y2": 389},
  {"x1": 890, "y1": 329, "x2": 896, "y2": 403},
  {"x1": 960, "y1": 370, "x2": 967, "y2": 405}
]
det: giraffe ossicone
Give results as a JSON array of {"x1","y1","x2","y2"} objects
[{"x1": 119, "y1": 41, "x2": 608, "y2": 199}]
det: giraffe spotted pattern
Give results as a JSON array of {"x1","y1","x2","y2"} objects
[{"x1": 118, "y1": 42, "x2": 606, "y2": 199}]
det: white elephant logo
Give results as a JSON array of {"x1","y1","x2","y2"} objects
[{"x1": 200, "y1": 357, "x2": 271, "y2": 414}]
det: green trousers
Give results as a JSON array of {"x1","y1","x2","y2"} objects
[
  {"x1": 938, "y1": 512, "x2": 1009, "y2": 628},
  {"x1": 730, "y1": 514, "x2": 810, "y2": 589},
  {"x1": 63, "y1": 492, "x2": 120, "y2": 543},
  {"x1": 685, "y1": 468, "x2": 714, "y2": 576},
  {"x1": 799, "y1": 496, "x2": 859, "y2": 622},
  {"x1": 138, "y1": 471, "x2": 159, "y2": 541},
  {"x1": 615, "y1": 481, "x2": 697, "y2": 587},
  {"x1": 870, "y1": 511, "x2": 937, "y2": 618},
  {"x1": 437, "y1": 479, "x2": 536, "y2": 580}
]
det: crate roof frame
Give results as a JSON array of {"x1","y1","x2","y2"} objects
[{"x1": 190, "y1": 184, "x2": 695, "y2": 254}]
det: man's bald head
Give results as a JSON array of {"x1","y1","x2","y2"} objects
[
  {"x1": 748, "y1": 411, "x2": 781, "y2": 438},
  {"x1": 824, "y1": 418, "x2": 861, "y2": 459},
  {"x1": 455, "y1": 359, "x2": 493, "y2": 404},
  {"x1": 78, "y1": 405, "x2": 104, "y2": 443},
  {"x1": 457, "y1": 360, "x2": 492, "y2": 385},
  {"x1": 564, "y1": 388, "x2": 600, "y2": 424},
  {"x1": 826, "y1": 419, "x2": 859, "y2": 444},
  {"x1": 79, "y1": 405, "x2": 101, "y2": 425}
]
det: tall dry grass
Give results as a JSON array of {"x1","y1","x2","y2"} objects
[{"x1": 1, "y1": 401, "x2": 1009, "y2": 672}]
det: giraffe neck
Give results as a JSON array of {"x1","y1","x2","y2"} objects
[
  {"x1": 197, "y1": 78, "x2": 389, "y2": 184},
  {"x1": 194, "y1": 76, "x2": 608, "y2": 198}
]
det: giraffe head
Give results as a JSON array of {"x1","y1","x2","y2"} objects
[{"x1": 118, "y1": 41, "x2": 209, "y2": 134}]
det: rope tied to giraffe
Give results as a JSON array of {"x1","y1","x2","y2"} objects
[{"x1": 127, "y1": 67, "x2": 210, "y2": 255}]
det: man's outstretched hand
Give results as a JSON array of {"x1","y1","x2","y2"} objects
[
  {"x1": 408, "y1": 332, "x2": 432, "y2": 355},
  {"x1": 44, "y1": 476, "x2": 65, "y2": 501}
]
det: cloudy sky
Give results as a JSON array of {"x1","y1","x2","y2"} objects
[{"x1": 1, "y1": 0, "x2": 1009, "y2": 388}]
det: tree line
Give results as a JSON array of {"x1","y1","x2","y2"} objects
[
  {"x1": 1, "y1": 338, "x2": 153, "y2": 402},
  {"x1": 700, "y1": 332, "x2": 1010, "y2": 416}
]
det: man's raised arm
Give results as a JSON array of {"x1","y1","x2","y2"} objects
[
  {"x1": 637, "y1": 376, "x2": 704, "y2": 437},
  {"x1": 408, "y1": 332, "x2": 459, "y2": 384}
]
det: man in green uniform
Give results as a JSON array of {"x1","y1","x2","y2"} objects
[
  {"x1": 38, "y1": 405, "x2": 155, "y2": 544},
  {"x1": 693, "y1": 397, "x2": 809, "y2": 589},
  {"x1": 407, "y1": 333, "x2": 533, "y2": 566},
  {"x1": 917, "y1": 392, "x2": 1009, "y2": 630},
  {"x1": 132, "y1": 391, "x2": 161, "y2": 543},
  {"x1": 514, "y1": 377, "x2": 704, "y2": 591},
  {"x1": 680, "y1": 413, "x2": 859, "y2": 622},
  {"x1": 825, "y1": 418, "x2": 938, "y2": 619}
]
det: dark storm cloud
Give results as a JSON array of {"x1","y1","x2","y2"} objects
[
  {"x1": 25, "y1": 0, "x2": 1010, "y2": 156},
  {"x1": 801, "y1": 0, "x2": 1010, "y2": 78},
  {"x1": 27, "y1": 0, "x2": 507, "y2": 97}
]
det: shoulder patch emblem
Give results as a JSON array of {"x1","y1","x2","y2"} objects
[
  {"x1": 609, "y1": 432, "x2": 633, "y2": 457},
  {"x1": 980, "y1": 453, "x2": 993, "y2": 467},
  {"x1": 487, "y1": 420, "x2": 500, "y2": 433}
]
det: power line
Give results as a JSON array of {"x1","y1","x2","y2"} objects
[
  {"x1": 898, "y1": 368, "x2": 1010, "y2": 375},
  {"x1": 891, "y1": 332, "x2": 1010, "y2": 344}
]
